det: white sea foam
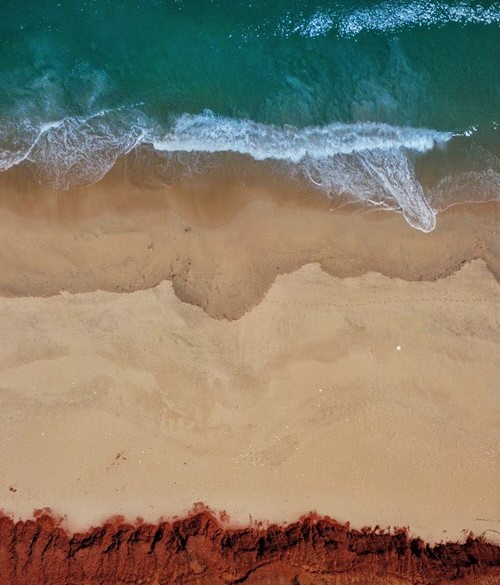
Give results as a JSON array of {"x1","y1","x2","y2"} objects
[
  {"x1": 28, "y1": 113, "x2": 147, "y2": 188},
  {"x1": 0, "y1": 110, "x2": 148, "y2": 188},
  {"x1": 300, "y1": 148, "x2": 437, "y2": 231},
  {"x1": 278, "y1": 1, "x2": 500, "y2": 38},
  {"x1": 153, "y1": 111, "x2": 450, "y2": 160},
  {"x1": 0, "y1": 119, "x2": 40, "y2": 171},
  {"x1": 0, "y1": 109, "x2": 455, "y2": 231}
]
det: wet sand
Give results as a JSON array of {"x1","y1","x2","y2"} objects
[
  {"x1": 0, "y1": 172, "x2": 499, "y2": 556},
  {"x1": 0, "y1": 170, "x2": 498, "y2": 316}
]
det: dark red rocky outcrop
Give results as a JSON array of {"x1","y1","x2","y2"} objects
[{"x1": 0, "y1": 508, "x2": 499, "y2": 585}]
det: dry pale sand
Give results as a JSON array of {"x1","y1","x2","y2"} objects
[{"x1": 0, "y1": 172, "x2": 499, "y2": 545}]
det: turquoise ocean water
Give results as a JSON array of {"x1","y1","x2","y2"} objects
[{"x1": 0, "y1": 1, "x2": 499, "y2": 230}]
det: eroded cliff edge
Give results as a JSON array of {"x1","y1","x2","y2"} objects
[{"x1": 1, "y1": 511, "x2": 499, "y2": 585}]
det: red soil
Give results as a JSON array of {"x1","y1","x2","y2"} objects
[{"x1": 0, "y1": 508, "x2": 499, "y2": 585}]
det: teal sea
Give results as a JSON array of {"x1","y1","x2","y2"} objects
[{"x1": 0, "y1": 0, "x2": 499, "y2": 231}]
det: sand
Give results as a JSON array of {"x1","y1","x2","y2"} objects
[{"x1": 0, "y1": 171, "x2": 499, "y2": 548}]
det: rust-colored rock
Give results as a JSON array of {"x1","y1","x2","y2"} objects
[{"x1": 0, "y1": 510, "x2": 499, "y2": 585}]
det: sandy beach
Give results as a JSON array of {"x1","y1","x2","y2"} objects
[
  {"x1": 1, "y1": 2, "x2": 499, "y2": 582},
  {"x1": 0, "y1": 172, "x2": 498, "y2": 554}
]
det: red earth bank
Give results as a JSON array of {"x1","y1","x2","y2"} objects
[{"x1": 0, "y1": 509, "x2": 499, "y2": 585}]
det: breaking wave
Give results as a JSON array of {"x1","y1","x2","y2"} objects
[
  {"x1": 152, "y1": 112, "x2": 450, "y2": 160},
  {"x1": 0, "y1": 108, "x2": 484, "y2": 233}
]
